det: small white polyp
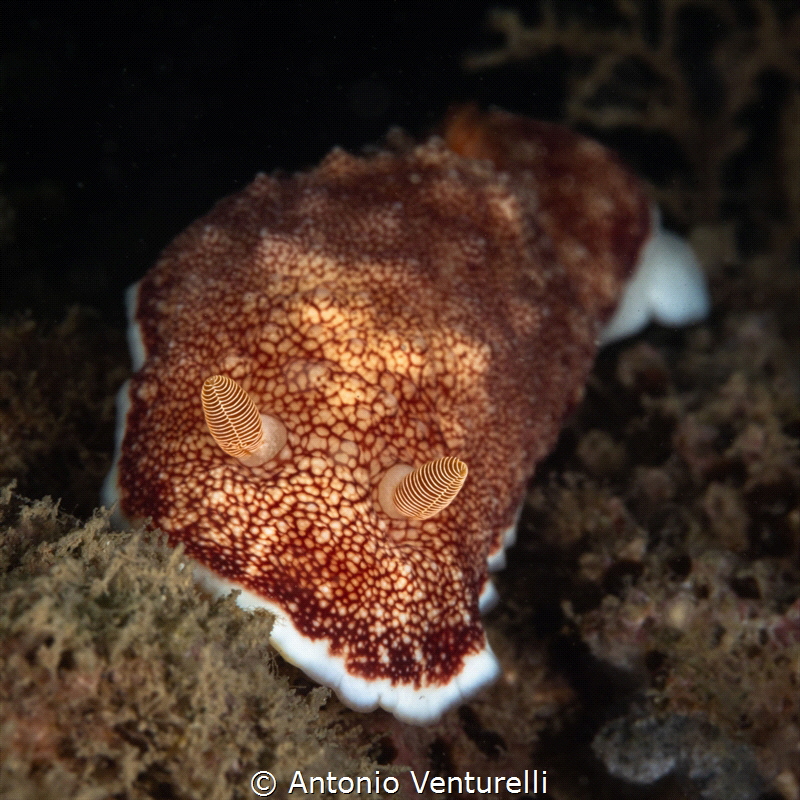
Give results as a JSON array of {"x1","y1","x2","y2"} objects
[
  {"x1": 193, "y1": 562, "x2": 500, "y2": 725},
  {"x1": 600, "y1": 210, "x2": 709, "y2": 345}
]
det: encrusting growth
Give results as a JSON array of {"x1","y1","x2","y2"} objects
[
  {"x1": 378, "y1": 457, "x2": 469, "y2": 520},
  {"x1": 200, "y1": 375, "x2": 287, "y2": 467}
]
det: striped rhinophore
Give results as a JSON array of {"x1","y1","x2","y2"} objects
[
  {"x1": 392, "y1": 456, "x2": 468, "y2": 520},
  {"x1": 201, "y1": 374, "x2": 265, "y2": 459}
]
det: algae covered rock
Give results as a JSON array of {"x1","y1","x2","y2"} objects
[{"x1": 0, "y1": 484, "x2": 382, "y2": 800}]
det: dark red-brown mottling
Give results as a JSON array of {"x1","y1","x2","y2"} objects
[
  {"x1": 444, "y1": 104, "x2": 651, "y2": 320},
  {"x1": 117, "y1": 108, "x2": 651, "y2": 687}
]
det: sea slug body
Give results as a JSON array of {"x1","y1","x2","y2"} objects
[{"x1": 103, "y1": 105, "x2": 708, "y2": 724}]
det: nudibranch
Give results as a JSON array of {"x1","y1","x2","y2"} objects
[{"x1": 103, "y1": 105, "x2": 707, "y2": 724}]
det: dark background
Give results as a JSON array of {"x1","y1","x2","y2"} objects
[{"x1": 1, "y1": 1, "x2": 578, "y2": 320}]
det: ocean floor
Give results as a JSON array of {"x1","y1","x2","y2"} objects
[{"x1": 1, "y1": 221, "x2": 798, "y2": 800}]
